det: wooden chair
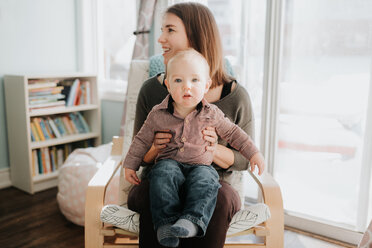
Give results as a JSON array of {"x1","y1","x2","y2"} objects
[{"x1": 85, "y1": 60, "x2": 284, "y2": 248}]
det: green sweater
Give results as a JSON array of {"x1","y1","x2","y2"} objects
[{"x1": 134, "y1": 75, "x2": 255, "y2": 180}]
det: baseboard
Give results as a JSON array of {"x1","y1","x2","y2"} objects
[{"x1": 0, "y1": 168, "x2": 12, "y2": 189}]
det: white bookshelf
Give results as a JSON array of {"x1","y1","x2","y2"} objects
[{"x1": 4, "y1": 73, "x2": 101, "y2": 194}]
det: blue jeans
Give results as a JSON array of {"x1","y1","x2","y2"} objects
[{"x1": 148, "y1": 159, "x2": 221, "y2": 236}]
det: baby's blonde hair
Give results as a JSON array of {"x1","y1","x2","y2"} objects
[{"x1": 166, "y1": 49, "x2": 210, "y2": 79}]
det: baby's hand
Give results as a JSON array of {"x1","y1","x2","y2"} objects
[
  {"x1": 124, "y1": 168, "x2": 141, "y2": 185},
  {"x1": 249, "y1": 152, "x2": 265, "y2": 175}
]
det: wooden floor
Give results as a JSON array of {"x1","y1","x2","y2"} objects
[
  {"x1": 0, "y1": 186, "x2": 354, "y2": 248},
  {"x1": 0, "y1": 187, "x2": 84, "y2": 248}
]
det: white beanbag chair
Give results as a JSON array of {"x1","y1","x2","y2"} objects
[{"x1": 57, "y1": 143, "x2": 119, "y2": 226}]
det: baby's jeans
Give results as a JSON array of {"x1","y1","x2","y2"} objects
[{"x1": 148, "y1": 159, "x2": 221, "y2": 236}]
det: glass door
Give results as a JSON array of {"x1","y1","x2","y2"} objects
[{"x1": 272, "y1": 0, "x2": 372, "y2": 243}]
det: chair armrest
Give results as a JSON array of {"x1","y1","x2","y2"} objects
[
  {"x1": 85, "y1": 136, "x2": 124, "y2": 248},
  {"x1": 248, "y1": 170, "x2": 284, "y2": 246}
]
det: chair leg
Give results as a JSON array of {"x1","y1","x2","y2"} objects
[
  {"x1": 264, "y1": 193, "x2": 284, "y2": 248},
  {"x1": 85, "y1": 186, "x2": 105, "y2": 248}
]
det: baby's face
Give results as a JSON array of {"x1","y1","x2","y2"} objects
[{"x1": 165, "y1": 58, "x2": 211, "y2": 109}]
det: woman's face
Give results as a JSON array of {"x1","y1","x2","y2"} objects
[{"x1": 158, "y1": 13, "x2": 190, "y2": 65}]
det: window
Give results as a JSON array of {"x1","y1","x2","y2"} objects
[
  {"x1": 272, "y1": 0, "x2": 372, "y2": 243},
  {"x1": 98, "y1": 0, "x2": 137, "y2": 100}
]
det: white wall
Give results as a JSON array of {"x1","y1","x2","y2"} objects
[{"x1": 0, "y1": 0, "x2": 78, "y2": 170}]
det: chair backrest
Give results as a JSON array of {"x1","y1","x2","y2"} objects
[{"x1": 118, "y1": 60, "x2": 149, "y2": 207}]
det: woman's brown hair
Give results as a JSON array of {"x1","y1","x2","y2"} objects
[{"x1": 166, "y1": 2, "x2": 233, "y2": 87}]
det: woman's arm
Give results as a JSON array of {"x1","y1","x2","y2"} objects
[{"x1": 210, "y1": 85, "x2": 255, "y2": 171}]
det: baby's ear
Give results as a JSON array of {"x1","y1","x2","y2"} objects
[
  {"x1": 164, "y1": 79, "x2": 170, "y2": 90},
  {"x1": 205, "y1": 78, "x2": 212, "y2": 92}
]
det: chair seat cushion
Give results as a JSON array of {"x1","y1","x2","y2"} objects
[{"x1": 100, "y1": 203, "x2": 270, "y2": 236}]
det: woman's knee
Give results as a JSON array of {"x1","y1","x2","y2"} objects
[
  {"x1": 128, "y1": 180, "x2": 151, "y2": 213},
  {"x1": 214, "y1": 181, "x2": 241, "y2": 219}
]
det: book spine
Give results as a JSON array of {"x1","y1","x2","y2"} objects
[
  {"x1": 37, "y1": 149, "x2": 43, "y2": 174},
  {"x1": 42, "y1": 118, "x2": 54, "y2": 139},
  {"x1": 30, "y1": 122, "x2": 40, "y2": 142},
  {"x1": 69, "y1": 113, "x2": 84, "y2": 133},
  {"x1": 67, "y1": 79, "x2": 80, "y2": 106},
  {"x1": 57, "y1": 149, "x2": 64, "y2": 169},
  {"x1": 62, "y1": 116, "x2": 74, "y2": 134},
  {"x1": 76, "y1": 112, "x2": 90, "y2": 132},
  {"x1": 38, "y1": 118, "x2": 50, "y2": 140},
  {"x1": 33, "y1": 118, "x2": 45, "y2": 141},
  {"x1": 85, "y1": 81, "x2": 91, "y2": 104},
  {"x1": 43, "y1": 147, "x2": 52, "y2": 173},
  {"x1": 54, "y1": 117, "x2": 67, "y2": 136},
  {"x1": 48, "y1": 117, "x2": 61, "y2": 138}
]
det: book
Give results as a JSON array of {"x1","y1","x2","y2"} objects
[
  {"x1": 57, "y1": 148, "x2": 64, "y2": 169},
  {"x1": 85, "y1": 81, "x2": 91, "y2": 104},
  {"x1": 47, "y1": 117, "x2": 61, "y2": 138},
  {"x1": 66, "y1": 79, "x2": 80, "y2": 106},
  {"x1": 28, "y1": 80, "x2": 58, "y2": 90},
  {"x1": 32, "y1": 118, "x2": 45, "y2": 141},
  {"x1": 49, "y1": 147, "x2": 57, "y2": 171},
  {"x1": 30, "y1": 130, "x2": 35, "y2": 142},
  {"x1": 69, "y1": 113, "x2": 84, "y2": 133},
  {"x1": 62, "y1": 116, "x2": 75, "y2": 134},
  {"x1": 38, "y1": 118, "x2": 50, "y2": 140},
  {"x1": 54, "y1": 117, "x2": 67, "y2": 136},
  {"x1": 29, "y1": 93, "x2": 65, "y2": 101},
  {"x1": 28, "y1": 87, "x2": 63, "y2": 96},
  {"x1": 37, "y1": 149, "x2": 43, "y2": 174},
  {"x1": 29, "y1": 100, "x2": 66, "y2": 110},
  {"x1": 28, "y1": 86, "x2": 64, "y2": 93},
  {"x1": 30, "y1": 122, "x2": 40, "y2": 142},
  {"x1": 76, "y1": 112, "x2": 90, "y2": 132},
  {"x1": 32, "y1": 150, "x2": 36, "y2": 177},
  {"x1": 43, "y1": 118, "x2": 55, "y2": 139}
]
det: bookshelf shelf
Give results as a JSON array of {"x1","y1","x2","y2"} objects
[
  {"x1": 30, "y1": 132, "x2": 100, "y2": 149},
  {"x1": 33, "y1": 171, "x2": 59, "y2": 183},
  {"x1": 4, "y1": 74, "x2": 101, "y2": 194},
  {"x1": 29, "y1": 104, "x2": 99, "y2": 117}
]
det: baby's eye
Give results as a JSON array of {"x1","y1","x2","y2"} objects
[
  {"x1": 174, "y1": 78, "x2": 182, "y2": 83},
  {"x1": 192, "y1": 78, "x2": 199, "y2": 82}
]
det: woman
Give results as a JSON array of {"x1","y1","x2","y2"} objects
[{"x1": 128, "y1": 2, "x2": 255, "y2": 248}]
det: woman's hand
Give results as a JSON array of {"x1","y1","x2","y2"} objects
[
  {"x1": 125, "y1": 168, "x2": 141, "y2": 185},
  {"x1": 153, "y1": 130, "x2": 172, "y2": 151},
  {"x1": 203, "y1": 127, "x2": 235, "y2": 169},
  {"x1": 203, "y1": 127, "x2": 218, "y2": 153},
  {"x1": 143, "y1": 130, "x2": 172, "y2": 163},
  {"x1": 249, "y1": 152, "x2": 265, "y2": 175}
]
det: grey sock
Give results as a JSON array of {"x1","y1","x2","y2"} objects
[
  {"x1": 170, "y1": 218, "x2": 198, "y2": 238},
  {"x1": 157, "y1": 224, "x2": 179, "y2": 247}
]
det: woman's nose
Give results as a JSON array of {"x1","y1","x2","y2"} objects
[{"x1": 158, "y1": 32, "x2": 165, "y2": 44}]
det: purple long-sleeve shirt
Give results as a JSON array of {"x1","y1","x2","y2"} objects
[{"x1": 123, "y1": 95, "x2": 259, "y2": 171}]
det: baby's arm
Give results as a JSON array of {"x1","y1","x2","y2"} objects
[
  {"x1": 125, "y1": 168, "x2": 141, "y2": 185},
  {"x1": 123, "y1": 111, "x2": 157, "y2": 182},
  {"x1": 248, "y1": 152, "x2": 265, "y2": 175}
]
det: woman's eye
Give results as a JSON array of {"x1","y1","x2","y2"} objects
[
  {"x1": 168, "y1": 28, "x2": 174, "y2": 33},
  {"x1": 175, "y1": 79, "x2": 182, "y2": 83}
]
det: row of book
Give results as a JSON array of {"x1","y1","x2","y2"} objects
[
  {"x1": 31, "y1": 146, "x2": 68, "y2": 176},
  {"x1": 28, "y1": 79, "x2": 91, "y2": 112},
  {"x1": 32, "y1": 140, "x2": 94, "y2": 176},
  {"x1": 30, "y1": 112, "x2": 90, "y2": 142}
]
